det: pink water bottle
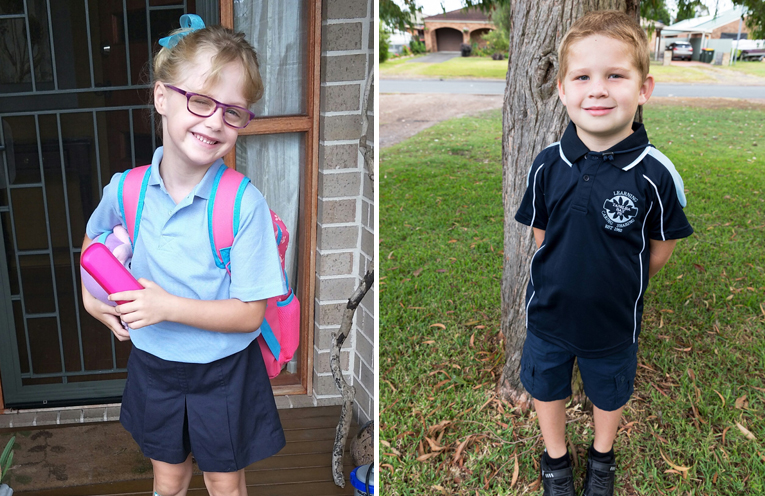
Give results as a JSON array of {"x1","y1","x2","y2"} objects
[{"x1": 81, "y1": 242, "x2": 143, "y2": 304}]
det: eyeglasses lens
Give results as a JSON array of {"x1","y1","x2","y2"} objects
[{"x1": 187, "y1": 94, "x2": 249, "y2": 128}]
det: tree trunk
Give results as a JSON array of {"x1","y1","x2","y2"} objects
[{"x1": 498, "y1": 0, "x2": 641, "y2": 408}]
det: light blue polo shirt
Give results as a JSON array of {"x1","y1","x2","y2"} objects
[{"x1": 86, "y1": 147, "x2": 287, "y2": 363}]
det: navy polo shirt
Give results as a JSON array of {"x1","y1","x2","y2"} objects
[{"x1": 515, "y1": 122, "x2": 693, "y2": 358}]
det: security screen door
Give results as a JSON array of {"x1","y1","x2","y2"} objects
[{"x1": 0, "y1": 0, "x2": 204, "y2": 408}]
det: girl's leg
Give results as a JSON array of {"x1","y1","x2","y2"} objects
[
  {"x1": 592, "y1": 404, "x2": 624, "y2": 453},
  {"x1": 152, "y1": 454, "x2": 193, "y2": 496},
  {"x1": 534, "y1": 397, "x2": 568, "y2": 458},
  {"x1": 203, "y1": 469, "x2": 248, "y2": 496}
]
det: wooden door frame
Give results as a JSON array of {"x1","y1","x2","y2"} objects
[{"x1": 220, "y1": 0, "x2": 321, "y2": 396}]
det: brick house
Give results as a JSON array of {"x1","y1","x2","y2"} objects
[
  {"x1": 423, "y1": 8, "x2": 495, "y2": 52},
  {"x1": 658, "y1": 7, "x2": 751, "y2": 61},
  {"x1": 0, "y1": 0, "x2": 375, "y2": 431}
]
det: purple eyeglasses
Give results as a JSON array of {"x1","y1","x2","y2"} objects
[{"x1": 165, "y1": 84, "x2": 255, "y2": 129}]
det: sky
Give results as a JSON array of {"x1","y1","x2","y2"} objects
[{"x1": 396, "y1": 0, "x2": 737, "y2": 20}]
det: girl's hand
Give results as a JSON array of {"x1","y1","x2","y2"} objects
[
  {"x1": 82, "y1": 290, "x2": 131, "y2": 341},
  {"x1": 110, "y1": 278, "x2": 175, "y2": 329}
]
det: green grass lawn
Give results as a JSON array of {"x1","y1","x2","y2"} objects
[
  {"x1": 719, "y1": 60, "x2": 765, "y2": 78},
  {"x1": 381, "y1": 55, "x2": 508, "y2": 79},
  {"x1": 380, "y1": 105, "x2": 765, "y2": 495},
  {"x1": 382, "y1": 56, "x2": 765, "y2": 84},
  {"x1": 648, "y1": 63, "x2": 718, "y2": 84}
]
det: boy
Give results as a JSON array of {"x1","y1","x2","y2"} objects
[{"x1": 514, "y1": 11, "x2": 693, "y2": 496}]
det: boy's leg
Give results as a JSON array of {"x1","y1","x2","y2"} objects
[
  {"x1": 203, "y1": 469, "x2": 248, "y2": 496},
  {"x1": 592, "y1": 404, "x2": 624, "y2": 453},
  {"x1": 152, "y1": 455, "x2": 193, "y2": 496},
  {"x1": 534, "y1": 398, "x2": 569, "y2": 458}
]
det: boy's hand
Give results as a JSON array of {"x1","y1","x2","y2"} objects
[
  {"x1": 110, "y1": 279, "x2": 175, "y2": 329},
  {"x1": 82, "y1": 290, "x2": 131, "y2": 341}
]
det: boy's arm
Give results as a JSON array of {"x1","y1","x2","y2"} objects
[
  {"x1": 532, "y1": 228, "x2": 545, "y2": 249},
  {"x1": 648, "y1": 238, "x2": 678, "y2": 278},
  {"x1": 110, "y1": 283, "x2": 267, "y2": 333}
]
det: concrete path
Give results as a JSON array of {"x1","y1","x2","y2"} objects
[
  {"x1": 406, "y1": 51, "x2": 461, "y2": 63},
  {"x1": 380, "y1": 78, "x2": 765, "y2": 99}
]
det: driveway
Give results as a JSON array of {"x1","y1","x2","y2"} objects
[{"x1": 406, "y1": 51, "x2": 461, "y2": 63}]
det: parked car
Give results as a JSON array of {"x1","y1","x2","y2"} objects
[{"x1": 667, "y1": 42, "x2": 693, "y2": 61}]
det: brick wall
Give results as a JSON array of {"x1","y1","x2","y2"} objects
[
  {"x1": 711, "y1": 19, "x2": 749, "y2": 39},
  {"x1": 317, "y1": 0, "x2": 375, "y2": 424}
]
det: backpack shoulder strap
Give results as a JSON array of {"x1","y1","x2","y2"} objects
[
  {"x1": 118, "y1": 165, "x2": 151, "y2": 248},
  {"x1": 208, "y1": 165, "x2": 250, "y2": 274}
]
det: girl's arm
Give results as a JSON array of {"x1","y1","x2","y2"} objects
[
  {"x1": 81, "y1": 236, "x2": 132, "y2": 341},
  {"x1": 110, "y1": 282, "x2": 267, "y2": 333},
  {"x1": 648, "y1": 238, "x2": 678, "y2": 278}
]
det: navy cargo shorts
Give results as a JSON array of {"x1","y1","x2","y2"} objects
[{"x1": 520, "y1": 330, "x2": 639, "y2": 412}]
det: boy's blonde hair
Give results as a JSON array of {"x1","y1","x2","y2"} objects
[
  {"x1": 557, "y1": 10, "x2": 650, "y2": 82},
  {"x1": 153, "y1": 25, "x2": 264, "y2": 106}
]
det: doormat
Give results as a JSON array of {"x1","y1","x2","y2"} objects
[{"x1": 0, "y1": 422, "x2": 155, "y2": 491}]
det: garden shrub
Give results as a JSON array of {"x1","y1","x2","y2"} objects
[{"x1": 380, "y1": 24, "x2": 390, "y2": 63}]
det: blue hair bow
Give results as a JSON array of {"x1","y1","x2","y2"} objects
[{"x1": 158, "y1": 14, "x2": 205, "y2": 49}]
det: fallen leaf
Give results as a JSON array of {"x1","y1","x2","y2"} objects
[
  {"x1": 469, "y1": 333, "x2": 475, "y2": 348},
  {"x1": 693, "y1": 263, "x2": 706, "y2": 272},
  {"x1": 712, "y1": 389, "x2": 726, "y2": 407},
  {"x1": 735, "y1": 421, "x2": 756, "y2": 440},
  {"x1": 413, "y1": 268, "x2": 424, "y2": 277},
  {"x1": 735, "y1": 394, "x2": 748, "y2": 410},
  {"x1": 510, "y1": 449, "x2": 519, "y2": 487},
  {"x1": 417, "y1": 452, "x2": 440, "y2": 462},
  {"x1": 660, "y1": 449, "x2": 691, "y2": 478},
  {"x1": 423, "y1": 340, "x2": 435, "y2": 345},
  {"x1": 453, "y1": 436, "x2": 471, "y2": 464},
  {"x1": 425, "y1": 437, "x2": 446, "y2": 452},
  {"x1": 380, "y1": 463, "x2": 394, "y2": 473},
  {"x1": 428, "y1": 420, "x2": 452, "y2": 435},
  {"x1": 429, "y1": 323, "x2": 446, "y2": 329}
]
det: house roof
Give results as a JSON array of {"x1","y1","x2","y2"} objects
[
  {"x1": 423, "y1": 8, "x2": 490, "y2": 22},
  {"x1": 663, "y1": 6, "x2": 746, "y2": 35}
]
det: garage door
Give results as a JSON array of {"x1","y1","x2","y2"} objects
[{"x1": 436, "y1": 28, "x2": 463, "y2": 51}]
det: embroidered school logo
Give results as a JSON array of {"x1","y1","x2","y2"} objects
[{"x1": 602, "y1": 191, "x2": 639, "y2": 232}]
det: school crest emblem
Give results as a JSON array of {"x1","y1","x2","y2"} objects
[{"x1": 602, "y1": 192, "x2": 639, "y2": 232}]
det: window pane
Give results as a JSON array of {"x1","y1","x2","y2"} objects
[
  {"x1": 235, "y1": 133, "x2": 303, "y2": 288},
  {"x1": 234, "y1": 0, "x2": 307, "y2": 117}
]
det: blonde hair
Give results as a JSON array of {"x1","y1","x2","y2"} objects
[
  {"x1": 153, "y1": 24, "x2": 264, "y2": 106},
  {"x1": 557, "y1": 10, "x2": 650, "y2": 83}
]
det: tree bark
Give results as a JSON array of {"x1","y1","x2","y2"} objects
[
  {"x1": 498, "y1": 0, "x2": 640, "y2": 408},
  {"x1": 331, "y1": 70, "x2": 375, "y2": 488}
]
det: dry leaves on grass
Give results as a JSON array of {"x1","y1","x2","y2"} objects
[
  {"x1": 735, "y1": 421, "x2": 757, "y2": 441},
  {"x1": 660, "y1": 449, "x2": 691, "y2": 479}
]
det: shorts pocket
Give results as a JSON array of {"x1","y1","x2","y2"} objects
[
  {"x1": 613, "y1": 353, "x2": 637, "y2": 400},
  {"x1": 520, "y1": 356, "x2": 535, "y2": 392}
]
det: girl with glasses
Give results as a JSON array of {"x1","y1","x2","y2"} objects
[{"x1": 81, "y1": 15, "x2": 286, "y2": 496}]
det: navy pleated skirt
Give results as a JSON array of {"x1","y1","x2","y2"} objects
[{"x1": 120, "y1": 338, "x2": 285, "y2": 472}]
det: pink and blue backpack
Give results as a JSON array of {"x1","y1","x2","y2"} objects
[{"x1": 93, "y1": 164, "x2": 300, "y2": 378}]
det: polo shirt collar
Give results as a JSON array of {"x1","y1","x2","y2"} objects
[
  {"x1": 560, "y1": 121, "x2": 651, "y2": 171},
  {"x1": 148, "y1": 146, "x2": 226, "y2": 200}
]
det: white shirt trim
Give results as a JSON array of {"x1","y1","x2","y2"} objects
[
  {"x1": 642, "y1": 175, "x2": 665, "y2": 240},
  {"x1": 634, "y1": 201, "x2": 652, "y2": 342}
]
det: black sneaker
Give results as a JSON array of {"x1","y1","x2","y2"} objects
[
  {"x1": 541, "y1": 454, "x2": 575, "y2": 496},
  {"x1": 581, "y1": 457, "x2": 616, "y2": 496}
]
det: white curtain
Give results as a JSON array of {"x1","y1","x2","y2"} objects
[
  {"x1": 236, "y1": 134, "x2": 302, "y2": 288},
  {"x1": 233, "y1": 0, "x2": 307, "y2": 291}
]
